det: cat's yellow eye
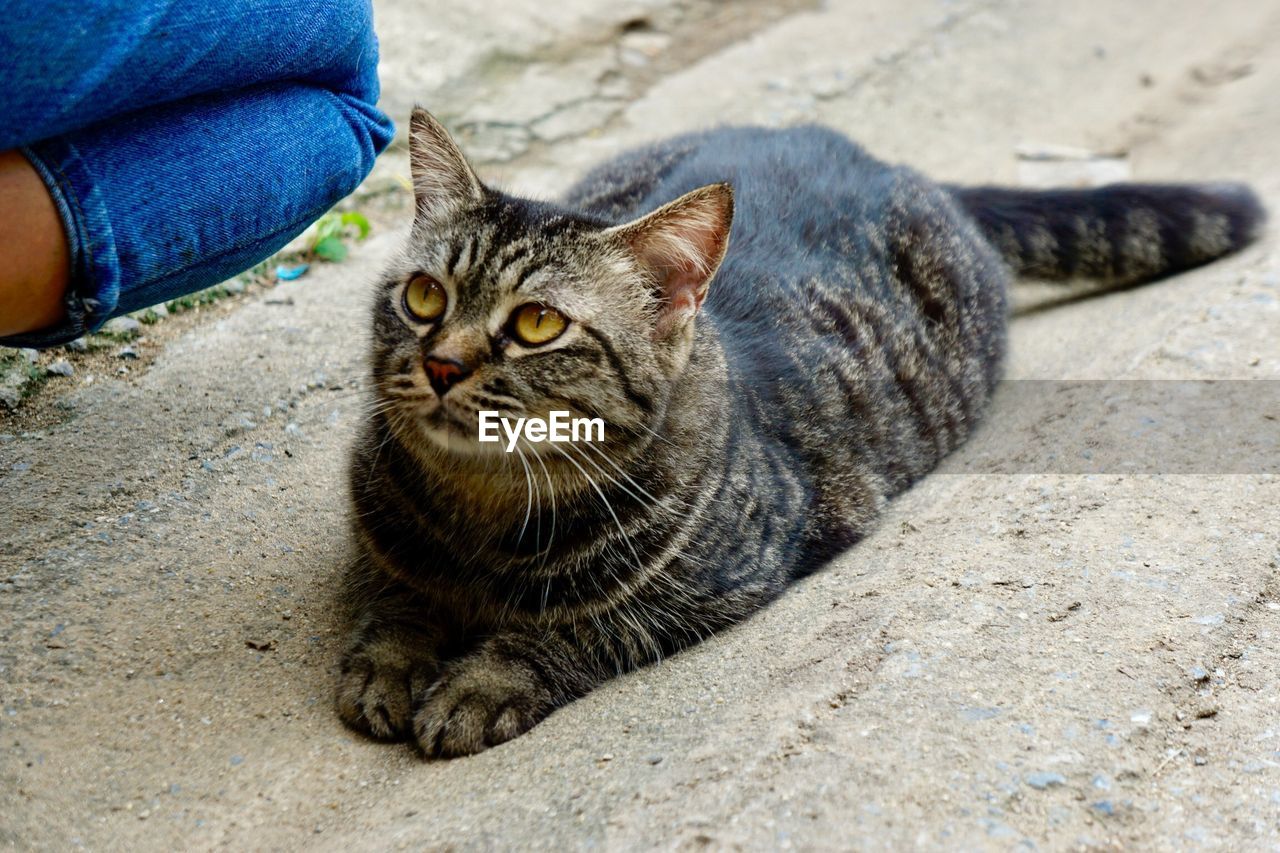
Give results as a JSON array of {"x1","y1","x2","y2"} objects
[
  {"x1": 510, "y1": 303, "x2": 569, "y2": 346},
  {"x1": 404, "y1": 274, "x2": 447, "y2": 322}
]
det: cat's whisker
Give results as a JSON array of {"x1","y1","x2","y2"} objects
[
  {"x1": 562, "y1": 441, "x2": 658, "y2": 515},
  {"x1": 588, "y1": 436, "x2": 736, "y2": 513},
  {"x1": 527, "y1": 441, "x2": 543, "y2": 558},
  {"x1": 579, "y1": 441, "x2": 663, "y2": 508},
  {"x1": 512, "y1": 444, "x2": 534, "y2": 552},
  {"x1": 550, "y1": 444, "x2": 644, "y2": 576},
  {"x1": 627, "y1": 419, "x2": 677, "y2": 448},
  {"x1": 362, "y1": 406, "x2": 405, "y2": 490},
  {"x1": 530, "y1": 446, "x2": 558, "y2": 583}
]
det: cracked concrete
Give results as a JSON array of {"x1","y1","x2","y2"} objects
[
  {"x1": 3, "y1": 0, "x2": 1280, "y2": 849},
  {"x1": 375, "y1": 0, "x2": 813, "y2": 162}
]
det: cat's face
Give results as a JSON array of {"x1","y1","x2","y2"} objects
[
  {"x1": 369, "y1": 109, "x2": 733, "y2": 463},
  {"x1": 371, "y1": 200, "x2": 661, "y2": 457}
]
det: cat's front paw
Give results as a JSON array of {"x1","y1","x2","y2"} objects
[
  {"x1": 413, "y1": 656, "x2": 554, "y2": 757},
  {"x1": 336, "y1": 635, "x2": 438, "y2": 741}
]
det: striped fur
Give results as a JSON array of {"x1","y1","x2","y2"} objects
[
  {"x1": 338, "y1": 112, "x2": 1263, "y2": 757},
  {"x1": 951, "y1": 183, "x2": 1264, "y2": 284}
]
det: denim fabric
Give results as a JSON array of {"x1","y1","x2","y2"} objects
[{"x1": 0, "y1": 1, "x2": 395, "y2": 347}]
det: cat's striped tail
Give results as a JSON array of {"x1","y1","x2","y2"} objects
[{"x1": 949, "y1": 182, "x2": 1266, "y2": 285}]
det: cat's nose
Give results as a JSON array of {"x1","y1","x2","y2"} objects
[{"x1": 424, "y1": 357, "x2": 470, "y2": 397}]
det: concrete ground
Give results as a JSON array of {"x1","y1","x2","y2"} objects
[{"x1": 3, "y1": 0, "x2": 1279, "y2": 848}]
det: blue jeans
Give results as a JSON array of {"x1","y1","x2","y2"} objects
[{"x1": 0, "y1": 1, "x2": 395, "y2": 347}]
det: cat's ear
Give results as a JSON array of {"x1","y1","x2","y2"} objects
[
  {"x1": 607, "y1": 183, "x2": 734, "y2": 337},
  {"x1": 408, "y1": 107, "x2": 484, "y2": 217}
]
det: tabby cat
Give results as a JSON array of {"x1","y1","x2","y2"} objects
[{"x1": 338, "y1": 108, "x2": 1263, "y2": 757}]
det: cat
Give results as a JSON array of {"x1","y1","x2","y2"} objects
[{"x1": 337, "y1": 108, "x2": 1264, "y2": 757}]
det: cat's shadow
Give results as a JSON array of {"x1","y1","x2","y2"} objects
[{"x1": 1010, "y1": 275, "x2": 1184, "y2": 317}]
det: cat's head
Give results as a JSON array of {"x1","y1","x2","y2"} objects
[{"x1": 369, "y1": 108, "x2": 733, "y2": 461}]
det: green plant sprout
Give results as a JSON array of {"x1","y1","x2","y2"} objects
[{"x1": 309, "y1": 210, "x2": 371, "y2": 262}]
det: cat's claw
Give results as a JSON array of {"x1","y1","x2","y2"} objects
[
  {"x1": 336, "y1": 646, "x2": 437, "y2": 741},
  {"x1": 413, "y1": 659, "x2": 552, "y2": 758}
]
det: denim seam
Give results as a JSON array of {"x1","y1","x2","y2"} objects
[
  {"x1": 4, "y1": 136, "x2": 126, "y2": 349},
  {"x1": 42, "y1": 153, "x2": 93, "y2": 299},
  {"x1": 8, "y1": 144, "x2": 98, "y2": 344}
]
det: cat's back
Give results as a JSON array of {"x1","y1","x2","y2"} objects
[
  {"x1": 566, "y1": 124, "x2": 895, "y2": 231},
  {"x1": 566, "y1": 125, "x2": 916, "y2": 322}
]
